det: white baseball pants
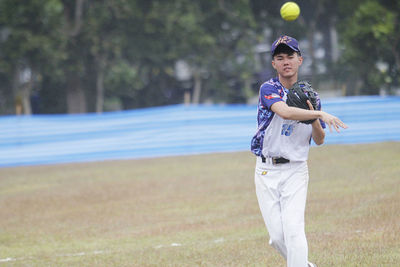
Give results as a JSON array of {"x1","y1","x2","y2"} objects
[{"x1": 255, "y1": 157, "x2": 309, "y2": 267}]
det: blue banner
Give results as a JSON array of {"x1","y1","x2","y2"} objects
[{"x1": 1, "y1": 96, "x2": 399, "y2": 167}]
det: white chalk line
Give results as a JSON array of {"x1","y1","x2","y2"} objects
[
  {"x1": 57, "y1": 250, "x2": 106, "y2": 257},
  {"x1": 0, "y1": 258, "x2": 16, "y2": 263},
  {"x1": 0, "y1": 237, "x2": 226, "y2": 263},
  {"x1": 0, "y1": 250, "x2": 106, "y2": 264},
  {"x1": 153, "y1": 237, "x2": 226, "y2": 249},
  {"x1": 0, "y1": 229, "x2": 376, "y2": 263},
  {"x1": 0, "y1": 235, "x2": 255, "y2": 263}
]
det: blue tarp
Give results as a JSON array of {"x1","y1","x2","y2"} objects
[{"x1": 1, "y1": 96, "x2": 399, "y2": 167}]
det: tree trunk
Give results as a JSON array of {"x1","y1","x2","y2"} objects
[
  {"x1": 96, "y1": 70, "x2": 105, "y2": 113},
  {"x1": 392, "y1": 17, "x2": 400, "y2": 73},
  {"x1": 192, "y1": 71, "x2": 202, "y2": 105},
  {"x1": 21, "y1": 83, "x2": 32, "y2": 115},
  {"x1": 299, "y1": 2, "x2": 323, "y2": 86},
  {"x1": 63, "y1": 0, "x2": 87, "y2": 114},
  {"x1": 66, "y1": 74, "x2": 86, "y2": 113},
  {"x1": 95, "y1": 55, "x2": 106, "y2": 113}
]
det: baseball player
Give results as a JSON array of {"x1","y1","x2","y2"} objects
[{"x1": 251, "y1": 35, "x2": 347, "y2": 267}]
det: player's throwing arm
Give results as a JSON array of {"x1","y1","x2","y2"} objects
[{"x1": 285, "y1": 80, "x2": 348, "y2": 133}]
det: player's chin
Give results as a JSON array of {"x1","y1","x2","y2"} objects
[{"x1": 280, "y1": 71, "x2": 296, "y2": 79}]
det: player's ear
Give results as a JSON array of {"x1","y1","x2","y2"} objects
[
  {"x1": 271, "y1": 60, "x2": 277, "y2": 70},
  {"x1": 297, "y1": 55, "x2": 303, "y2": 66}
]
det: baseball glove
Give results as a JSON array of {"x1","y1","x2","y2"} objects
[{"x1": 286, "y1": 80, "x2": 319, "y2": 124}]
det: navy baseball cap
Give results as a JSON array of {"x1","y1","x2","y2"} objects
[{"x1": 271, "y1": 35, "x2": 301, "y2": 56}]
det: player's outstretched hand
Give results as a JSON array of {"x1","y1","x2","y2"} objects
[
  {"x1": 320, "y1": 111, "x2": 348, "y2": 133},
  {"x1": 307, "y1": 100, "x2": 348, "y2": 133}
]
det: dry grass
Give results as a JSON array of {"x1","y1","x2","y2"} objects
[{"x1": 0, "y1": 142, "x2": 399, "y2": 266}]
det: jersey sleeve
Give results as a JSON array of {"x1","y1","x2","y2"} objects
[
  {"x1": 260, "y1": 83, "x2": 283, "y2": 110},
  {"x1": 315, "y1": 92, "x2": 326, "y2": 129}
]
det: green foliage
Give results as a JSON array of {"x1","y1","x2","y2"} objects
[
  {"x1": 339, "y1": 0, "x2": 399, "y2": 94},
  {"x1": 0, "y1": 0, "x2": 64, "y2": 113},
  {"x1": 0, "y1": 0, "x2": 399, "y2": 114},
  {"x1": 0, "y1": 0, "x2": 62, "y2": 61},
  {"x1": 105, "y1": 61, "x2": 142, "y2": 97}
]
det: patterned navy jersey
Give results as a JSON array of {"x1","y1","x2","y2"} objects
[{"x1": 251, "y1": 77, "x2": 325, "y2": 158}]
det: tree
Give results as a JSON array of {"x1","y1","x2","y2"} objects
[
  {"x1": 339, "y1": 0, "x2": 400, "y2": 95},
  {"x1": 60, "y1": 0, "x2": 89, "y2": 113},
  {"x1": 0, "y1": 0, "x2": 63, "y2": 114},
  {"x1": 83, "y1": 0, "x2": 126, "y2": 113},
  {"x1": 160, "y1": 0, "x2": 259, "y2": 104}
]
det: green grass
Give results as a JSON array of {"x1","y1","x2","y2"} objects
[{"x1": 0, "y1": 142, "x2": 399, "y2": 266}]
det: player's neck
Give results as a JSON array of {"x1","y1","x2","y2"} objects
[{"x1": 278, "y1": 75, "x2": 298, "y2": 89}]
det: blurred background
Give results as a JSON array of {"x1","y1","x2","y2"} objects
[
  {"x1": 0, "y1": 0, "x2": 399, "y2": 115},
  {"x1": 0, "y1": 3, "x2": 399, "y2": 264}
]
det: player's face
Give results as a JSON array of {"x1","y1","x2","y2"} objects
[{"x1": 271, "y1": 53, "x2": 303, "y2": 79}]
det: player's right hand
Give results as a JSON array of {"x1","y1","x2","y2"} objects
[{"x1": 319, "y1": 111, "x2": 348, "y2": 133}]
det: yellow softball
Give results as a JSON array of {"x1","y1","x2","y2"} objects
[{"x1": 280, "y1": 2, "x2": 300, "y2": 21}]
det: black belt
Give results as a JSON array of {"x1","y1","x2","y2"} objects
[{"x1": 261, "y1": 155, "x2": 290, "y2": 164}]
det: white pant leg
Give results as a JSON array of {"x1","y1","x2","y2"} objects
[
  {"x1": 255, "y1": 158, "x2": 309, "y2": 267},
  {"x1": 280, "y1": 161, "x2": 309, "y2": 267},
  {"x1": 254, "y1": 157, "x2": 287, "y2": 259}
]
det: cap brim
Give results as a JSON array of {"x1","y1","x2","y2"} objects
[
  {"x1": 278, "y1": 43, "x2": 300, "y2": 52},
  {"x1": 271, "y1": 43, "x2": 300, "y2": 56}
]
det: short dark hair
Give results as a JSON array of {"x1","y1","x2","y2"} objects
[{"x1": 272, "y1": 44, "x2": 301, "y2": 59}]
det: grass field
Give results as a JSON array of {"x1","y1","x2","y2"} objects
[{"x1": 0, "y1": 142, "x2": 399, "y2": 266}]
